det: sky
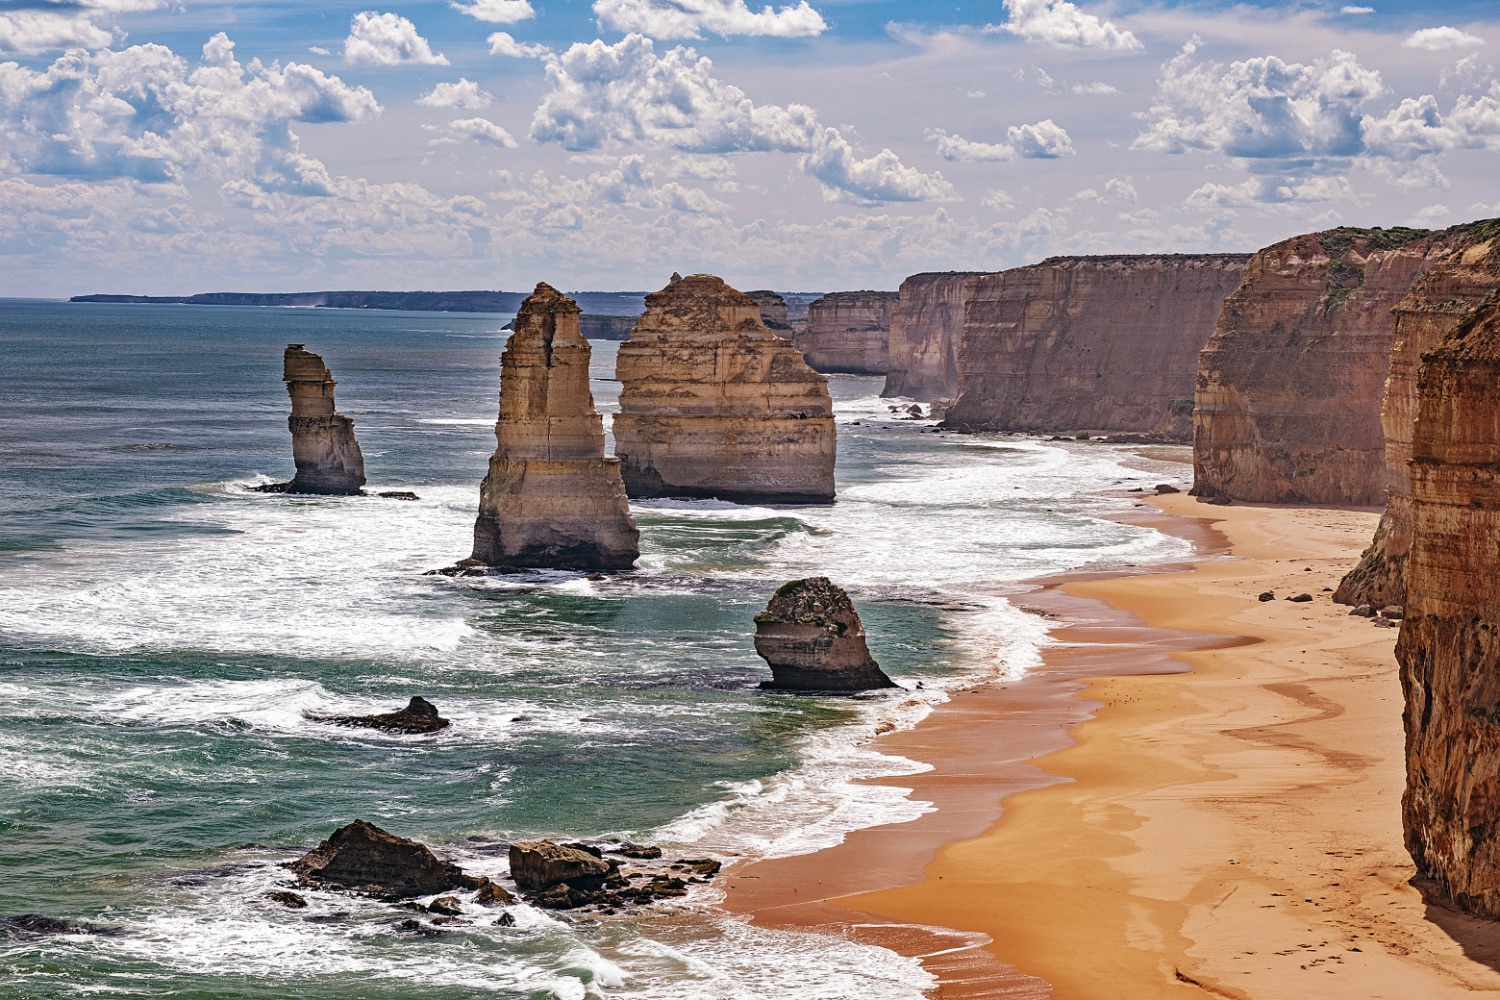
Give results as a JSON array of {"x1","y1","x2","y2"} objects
[{"x1": 2, "y1": 0, "x2": 1498, "y2": 296}]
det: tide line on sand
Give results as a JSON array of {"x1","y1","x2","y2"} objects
[{"x1": 722, "y1": 493, "x2": 1500, "y2": 998}]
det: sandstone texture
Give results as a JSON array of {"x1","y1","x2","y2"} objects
[
  {"x1": 940, "y1": 255, "x2": 1250, "y2": 439},
  {"x1": 469, "y1": 283, "x2": 639, "y2": 571},
  {"x1": 508, "y1": 841, "x2": 611, "y2": 891},
  {"x1": 1193, "y1": 227, "x2": 1444, "y2": 505},
  {"x1": 1338, "y1": 220, "x2": 1500, "y2": 606},
  {"x1": 753, "y1": 577, "x2": 895, "y2": 691},
  {"x1": 795, "y1": 291, "x2": 898, "y2": 375},
  {"x1": 746, "y1": 290, "x2": 792, "y2": 332},
  {"x1": 613, "y1": 274, "x2": 836, "y2": 504},
  {"x1": 287, "y1": 820, "x2": 479, "y2": 897},
  {"x1": 1396, "y1": 291, "x2": 1500, "y2": 917},
  {"x1": 883, "y1": 272, "x2": 986, "y2": 401},
  {"x1": 279, "y1": 344, "x2": 366, "y2": 495}
]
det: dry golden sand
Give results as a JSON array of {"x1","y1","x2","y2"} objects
[{"x1": 723, "y1": 495, "x2": 1500, "y2": 997}]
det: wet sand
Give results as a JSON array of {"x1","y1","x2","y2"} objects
[{"x1": 722, "y1": 495, "x2": 1500, "y2": 997}]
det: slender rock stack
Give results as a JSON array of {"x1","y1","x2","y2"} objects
[
  {"x1": 467, "y1": 283, "x2": 639, "y2": 571},
  {"x1": 1397, "y1": 292, "x2": 1500, "y2": 918},
  {"x1": 613, "y1": 273, "x2": 836, "y2": 504},
  {"x1": 277, "y1": 345, "x2": 366, "y2": 495},
  {"x1": 753, "y1": 577, "x2": 895, "y2": 691}
]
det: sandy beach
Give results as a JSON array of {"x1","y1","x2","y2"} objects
[{"x1": 723, "y1": 493, "x2": 1500, "y2": 997}]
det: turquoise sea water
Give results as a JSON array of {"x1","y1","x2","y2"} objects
[{"x1": 0, "y1": 300, "x2": 1191, "y2": 998}]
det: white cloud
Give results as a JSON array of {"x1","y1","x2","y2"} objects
[
  {"x1": 343, "y1": 12, "x2": 449, "y2": 66},
  {"x1": 488, "y1": 31, "x2": 549, "y2": 58},
  {"x1": 592, "y1": 0, "x2": 827, "y2": 39},
  {"x1": 450, "y1": 0, "x2": 535, "y2": 23},
  {"x1": 1408, "y1": 203, "x2": 1450, "y2": 225},
  {"x1": 0, "y1": 11, "x2": 111, "y2": 55},
  {"x1": 418, "y1": 79, "x2": 493, "y2": 109},
  {"x1": 928, "y1": 120, "x2": 1075, "y2": 161},
  {"x1": 988, "y1": 0, "x2": 1141, "y2": 51},
  {"x1": 447, "y1": 116, "x2": 518, "y2": 147},
  {"x1": 1105, "y1": 176, "x2": 1136, "y2": 203},
  {"x1": 1340, "y1": 5, "x2": 1374, "y2": 13},
  {"x1": 1072, "y1": 81, "x2": 1118, "y2": 95},
  {"x1": 529, "y1": 33, "x2": 951, "y2": 204},
  {"x1": 1404, "y1": 27, "x2": 1485, "y2": 52}
]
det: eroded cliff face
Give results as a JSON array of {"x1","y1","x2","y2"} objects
[
  {"x1": 1336, "y1": 222, "x2": 1500, "y2": 606},
  {"x1": 469, "y1": 283, "x2": 639, "y2": 571},
  {"x1": 746, "y1": 290, "x2": 792, "y2": 332},
  {"x1": 282, "y1": 344, "x2": 366, "y2": 495},
  {"x1": 1396, "y1": 292, "x2": 1500, "y2": 918},
  {"x1": 795, "y1": 291, "x2": 897, "y2": 375},
  {"x1": 882, "y1": 272, "x2": 984, "y2": 401},
  {"x1": 613, "y1": 274, "x2": 836, "y2": 504},
  {"x1": 941, "y1": 255, "x2": 1250, "y2": 439},
  {"x1": 1193, "y1": 228, "x2": 1442, "y2": 505}
]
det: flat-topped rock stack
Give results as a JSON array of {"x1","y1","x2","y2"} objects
[
  {"x1": 467, "y1": 283, "x2": 639, "y2": 571},
  {"x1": 278, "y1": 345, "x2": 366, "y2": 495},
  {"x1": 1193, "y1": 227, "x2": 1443, "y2": 505},
  {"x1": 753, "y1": 577, "x2": 895, "y2": 691},
  {"x1": 613, "y1": 274, "x2": 836, "y2": 504},
  {"x1": 745, "y1": 290, "x2": 792, "y2": 333},
  {"x1": 1397, "y1": 291, "x2": 1500, "y2": 918},
  {"x1": 795, "y1": 291, "x2": 898, "y2": 375}
]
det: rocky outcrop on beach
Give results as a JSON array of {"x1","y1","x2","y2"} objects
[
  {"x1": 1192, "y1": 228, "x2": 1443, "y2": 504},
  {"x1": 746, "y1": 290, "x2": 792, "y2": 332},
  {"x1": 1396, "y1": 291, "x2": 1500, "y2": 918},
  {"x1": 509, "y1": 840, "x2": 611, "y2": 891},
  {"x1": 940, "y1": 255, "x2": 1250, "y2": 439},
  {"x1": 1337, "y1": 221, "x2": 1500, "y2": 606},
  {"x1": 306, "y1": 696, "x2": 450, "y2": 734},
  {"x1": 753, "y1": 577, "x2": 895, "y2": 691},
  {"x1": 273, "y1": 345, "x2": 366, "y2": 495},
  {"x1": 794, "y1": 291, "x2": 898, "y2": 375},
  {"x1": 467, "y1": 283, "x2": 639, "y2": 571},
  {"x1": 883, "y1": 272, "x2": 986, "y2": 401},
  {"x1": 613, "y1": 274, "x2": 836, "y2": 504},
  {"x1": 287, "y1": 820, "x2": 481, "y2": 898}
]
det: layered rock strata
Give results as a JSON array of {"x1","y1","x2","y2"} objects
[
  {"x1": 795, "y1": 291, "x2": 898, "y2": 375},
  {"x1": 1338, "y1": 221, "x2": 1500, "y2": 606},
  {"x1": 746, "y1": 290, "x2": 792, "y2": 332},
  {"x1": 613, "y1": 274, "x2": 836, "y2": 504},
  {"x1": 1396, "y1": 292, "x2": 1500, "y2": 917},
  {"x1": 279, "y1": 345, "x2": 366, "y2": 495},
  {"x1": 1193, "y1": 228, "x2": 1443, "y2": 504},
  {"x1": 883, "y1": 272, "x2": 986, "y2": 400},
  {"x1": 753, "y1": 577, "x2": 895, "y2": 691},
  {"x1": 468, "y1": 283, "x2": 639, "y2": 571},
  {"x1": 941, "y1": 255, "x2": 1251, "y2": 439}
]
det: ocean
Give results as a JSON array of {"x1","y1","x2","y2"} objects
[{"x1": 0, "y1": 300, "x2": 1192, "y2": 998}]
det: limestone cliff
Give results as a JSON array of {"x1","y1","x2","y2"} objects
[
  {"x1": 795, "y1": 291, "x2": 897, "y2": 375},
  {"x1": 280, "y1": 345, "x2": 366, "y2": 495},
  {"x1": 754, "y1": 577, "x2": 895, "y2": 691},
  {"x1": 746, "y1": 290, "x2": 792, "y2": 332},
  {"x1": 941, "y1": 255, "x2": 1250, "y2": 439},
  {"x1": 882, "y1": 272, "x2": 985, "y2": 401},
  {"x1": 468, "y1": 283, "x2": 639, "y2": 571},
  {"x1": 1192, "y1": 228, "x2": 1442, "y2": 505},
  {"x1": 613, "y1": 274, "x2": 836, "y2": 504},
  {"x1": 1396, "y1": 291, "x2": 1500, "y2": 918},
  {"x1": 1337, "y1": 220, "x2": 1500, "y2": 606}
]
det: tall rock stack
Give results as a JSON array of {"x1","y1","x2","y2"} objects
[
  {"x1": 882, "y1": 272, "x2": 985, "y2": 401},
  {"x1": 468, "y1": 283, "x2": 639, "y2": 571},
  {"x1": 613, "y1": 274, "x2": 836, "y2": 504},
  {"x1": 281, "y1": 345, "x2": 366, "y2": 495},
  {"x1": 795, "y1": 291, "x2": 898, "y2": 375},
  {"x1": 1337, "y1": 221, "x2": 1500, "y2": 606},
  {"x1": 1192, "y1": 227, "x2": 1441, "y2": 505},
  {"x1": 1396, "y1": 292, "x2": 1500, "y2": 918},
  {"x1": 753, "y1": 577, "x2": 895, "y2": 691}
]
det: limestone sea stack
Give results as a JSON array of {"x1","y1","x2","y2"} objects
[
  {"x1": 794, "y1": 291, "x2": 898, "y2": 375},
  {"x1": 1396, "y1": 292, "x2": 1500, "y2": 918},
  {"x1": 940, "y1": 255, "x2": 1251, "y2": 440},
  {"x1": 745, "y1": 290, "x2": 792, "y2": 332},
  {"x1": 753, "y1": 577, "x2": 895, "y2": 691},
  {"x1": 468, "y1": 283, "x2": 639, "y2": 571},
  {"x1": 613, "y1": 274, "x2": 836, "y2": 504},
  {"x1": 279, "y1": 345, "x2": 366, "y2": 495},
  {"x1": 1192, "y1": 227, "x2": 1442, "y2": 505},
  {"x1": 1337, "y1": 220, "x2": 1500, "y2": 606}
]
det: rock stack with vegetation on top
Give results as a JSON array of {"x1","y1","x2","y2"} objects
[{"x1": 753, "y1": 577, "x2": 895, "y2": 691}]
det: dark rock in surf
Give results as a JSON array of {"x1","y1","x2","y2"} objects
[
  {"x1": 753, "y1": 577, "x2": 896, "y2": 691},
  {"x1": 287, "y1": 819, "x2": 480, "y2": 898},
  {"x1": 0, "y1": 915, "x2": 123, "y2": 939},
  {"x1": 266, "y1": 890, "x2": 308, "y2": 909},
  {"x1": 306, "y1": 696, "x2": 450, "y2": 734},
  {"x1": 508, "y1": 840, "x2": 612, "y2": 891}
]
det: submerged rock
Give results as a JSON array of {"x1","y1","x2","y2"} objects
[
  {"x1": 287, "y1": 820, "x2": 479, "y2": 898},
  {"x1": 268, "y1": 344, "x2": 366, "y2": 495},
  {"x1": 508, "y1": 840, "x2": 612, "y2": 891},
  {"x1": 306, "y1": 696, "x2": 450, "y2": 735},
  {"x1": 0, "y1": 915, "x2": 122, "y2": 939},
  {"x1": 466, "y1": 282, "x2": 639, "y2": 571},
  {"x1": 753, "y1": 577, "x2": 896, "y2": 691}
]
